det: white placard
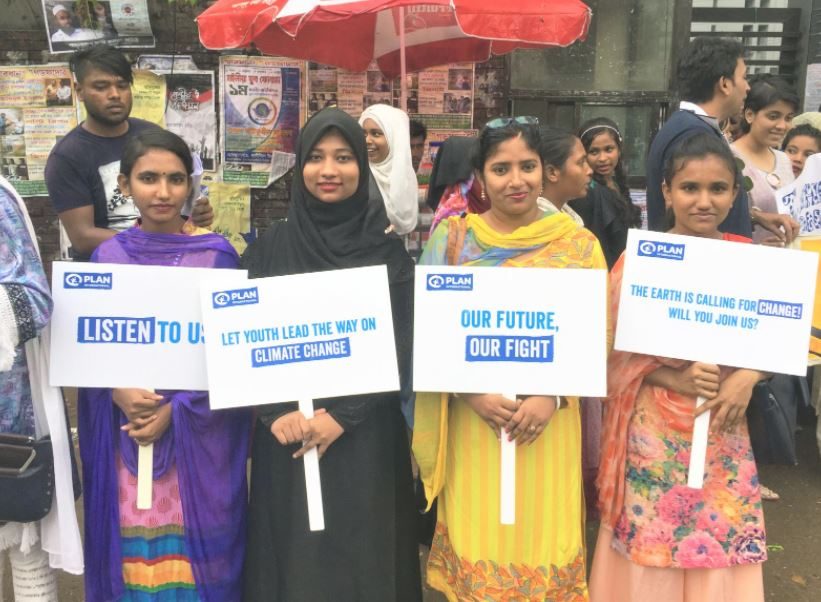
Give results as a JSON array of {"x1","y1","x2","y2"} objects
[
  {"x1": 49, "y1": 262, "x2": 247, "y2": 389},
  {"x1": 776, "y1": 153, "x2": 821, "y2": 234},
  {"x1": 200, "y1": 265, "x2": 400, "y2": 409},
  {"x1": 413, "y1": 266, "x2": 608, "y2": 396},
  {"x1": 614, "y1": 230, "x2": 817, "y2": 376}
]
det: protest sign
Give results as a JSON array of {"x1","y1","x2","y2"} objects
[
  {"x1": 615, "y1": 230, "x2": 817, "y2": 376},
  {"x1": 776, "y1": 153, "x2": 821, "y2": 234},
  {"x1": 413, "y1": 266, "x2": 607, "y2": 396},
  {"x1": 42, "y1": 0, "x2": 155, "y2": 54},
  {"x1": 414, "y1": 265, "x2": 608, "y2": 523},
  {"x1": 615, "y1": 229, "x2": 817, "y2": 488},
  {"x1": 0, "y1": 64, "x2": 77, "y2": 196},
  {"x1": 49, "y1": 262, "x2": 247, "y2": 390},
  {"x1": 200, "y1": 265, "x2": 399, "y2": 409},
  {"x1": 200, "y1": 265, "x2": 399, "y2": 531},
  {"x1": 797, "y1": 236, "x2": 821, "y2": 362},
  {"x1": 219, "y1": 56, "x2": 305, "y2": 187}
]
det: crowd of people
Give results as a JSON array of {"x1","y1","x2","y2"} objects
[{"x1": 1, "y1": 36, "x2": 819, "y2": 601}]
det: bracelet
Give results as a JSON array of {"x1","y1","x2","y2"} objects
[{"x1": 555, "y1": 396, "x2": 563, "y2": 411}]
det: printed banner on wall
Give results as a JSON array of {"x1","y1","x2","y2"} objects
[
  {"x1": 0, "y1": 64, "x2": 77, "y2": 196},
  {"x1": 202, "y1": 181, "x2": 252, "y2": 255},
  {"x1": 614, "y1": 229, "x2": 818, "y2": 376},
  {"x1": 220, "y1": 56, "x2": 305, "y2": 187},
  {"x1": 42, "y1": 0, "x2": 155, "y2": 54}
]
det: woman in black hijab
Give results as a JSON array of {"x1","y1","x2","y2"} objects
[{"x1": 242, "y1": 108, "x2": 421, "y2": 601}]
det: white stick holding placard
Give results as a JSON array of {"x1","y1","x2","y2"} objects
[
  {"x1": 137, "y1": 444, "x2": 153, "y2": 509},
  {"x1": 500, "y1": 391, "x2": 516, "y2": 525},
  {"x1": 136, "y1": 387, "x2": 156, "y2": 510},
  {"x1": 687, "y1": 396, "x2": 709, "y2": 489},
  {"x1": 299, "y1": 397, "x2": 325, "y2": 531}
]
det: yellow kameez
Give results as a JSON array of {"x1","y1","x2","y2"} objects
[{"x1": 414, "y1": 212, "x2": 607, "y2": 602}]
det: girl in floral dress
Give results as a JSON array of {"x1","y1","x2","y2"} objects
[{"x1": 590, "y1": 132, "x2": 767, "y2": 602}]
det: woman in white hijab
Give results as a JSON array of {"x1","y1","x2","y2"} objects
[{"x1": 359, "y1": 104, "x2": 419, "y2": 235}]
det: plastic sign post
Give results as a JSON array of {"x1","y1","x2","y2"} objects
[
  {"x1": 687, "y1": 396, "x2": 709, "y2": 489},
  {"x1": 500, "y1": 391, "x2": 516, "y2": 525},
  {"x1": 299, "y1": 397, "x2": 325, "y2": 531}
]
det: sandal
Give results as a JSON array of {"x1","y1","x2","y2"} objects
[{"x1": 760, "y1": 484, "x2": 780, "y2": 501}]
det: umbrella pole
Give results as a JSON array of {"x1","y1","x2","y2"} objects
[{"x1": 399, "y1": 7, "x2": 407, "y2": 112}]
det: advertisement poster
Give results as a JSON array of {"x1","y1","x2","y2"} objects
[
  {"x1": 203, "y1": 181, "x2": 252, "y2": 255},
  {"x1": 42, "y1": 0, "x2": 155, "y2": 54},
  {"x1": 0, "y1": 64, "x2": 77, "y2": 196},
  {"x1": 136, "y1": 54, "x2": 198, "y2": 72},
  {"x1": 614, "y1": 229, "x2": 817, "y2": 376},
  {"x1": 413, "y1": 265, "x2": 608, "y2": 396},
  {"x1": 308, "y1": 62, "x2": 393, "y2": 118},
  {"x1": 406, "y1": 63, "x2": 474, "y2": 129},
  {"x1": 220, "y1": 56, "x2": 305, "y2": 187},
  {"x1": 164, "y1": 72, "x2": 218, "y2": 172},
  {"x1": 94, "y1": 70, "x2": 217, "y2": 173}
]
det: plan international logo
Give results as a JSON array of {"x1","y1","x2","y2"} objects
[
  {"x1": 637, "y1": 240, "x2": 685, "y2": 261},
  {"x1": 63, "y1": 272, "x2": 112, "y2": 290},
  {"x1": 426, "y1": 273, "x2": 473, "y2": 291},
  {"x1": 212, "y1": 287, "x2": 259, "y2": 309}
]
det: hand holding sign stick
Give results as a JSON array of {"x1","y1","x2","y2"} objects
[
  {"x1": 500, "y1": 391, "x2": 517, "y2": 525},
  {"x1": 298, "y1": 397, "x2": 325, "y2": 532}
]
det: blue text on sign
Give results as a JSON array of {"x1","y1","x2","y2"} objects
[
  {"x1": 212, "y1": 287, "x2": 259, "y2": 309},
  {"x1": 637, "y1": 240, "x2": 685, "y2": 261},
  {"x1": 756, "y1": 299, "x2": 803, "y2": 320},
  {"x1": 77, "y1": 316, "x2": 155, "y2": 344},
  {"x1": 465, "y1": 335, "x2": 554, "y2": 363},
  {"x1": 426, "y1": 273, "x2": 473, "y2": 291},
  {"x1": 251, "y1": 337, "x2": 351, "y2": 367},
  {"x1": 64, "y1": 272, "x2": 113, "y2": 290}
]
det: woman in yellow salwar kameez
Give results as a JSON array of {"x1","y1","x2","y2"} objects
[{"x1": 414, "y1": 120, "x2": 606, "y2": 602}]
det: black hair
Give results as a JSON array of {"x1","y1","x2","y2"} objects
[
  {"x1": 782, "y1": 123, "x2": 821, "y2": 152},
  {"x1": 120, "y1": 129, "x2": 193, "y2": 179},
  {"x1": 677, "y1": 37, "x2": 745, "y2": 104},
  {"x1": 409, "y1": 119, "x2": 427, "y2": 141},
  {"x1": 538, "y1": 126, "x2": 577, "y2": 171},
  {"x1": 471, "y1": 120, "x2": 541, "y2": 172},
  {"x1": 662, "y1": 132, "x2": 740, "y2": 189},
  {"x1": 577, "y1": 117, "x2": 641, "y2": 227},
  {"x1": 736, "y1": 75, "x2": 800, "y2": 136},
  {"x1": 70, "y1": 45, "x2": 133, "y2": 85}
]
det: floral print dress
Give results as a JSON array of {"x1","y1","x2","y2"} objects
[{"x1": 599, "y1": 249, "x2": 766, "y2": 571}]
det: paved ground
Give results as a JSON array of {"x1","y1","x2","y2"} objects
[{"x1": 4, "y1": 409, "x2": 820, "y2": 601}]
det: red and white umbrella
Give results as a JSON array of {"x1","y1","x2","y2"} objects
[{"x1": 197, "y1": 0, "x2": 591, "y2": 107}]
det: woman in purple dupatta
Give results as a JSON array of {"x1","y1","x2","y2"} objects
[{"x1": 77, "y1": 130, "x2": 250, "y2": 602}]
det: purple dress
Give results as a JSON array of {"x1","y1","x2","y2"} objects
[{"x1": 78, "y1": 227, "x2": 251, "y2": 602}]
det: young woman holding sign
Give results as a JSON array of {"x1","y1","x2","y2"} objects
[
  {"x1": 241, "y1": 108, "x2": 421, "y2": 602},
  {"x1": 78, "y1": 130, "x2": 251, "y2": 601},
  {"x1": 413, "y1": 118, "x2": 606, "y2": 600},
  {"x1": 590, "y1": 133, "x2": 767, "y2": 602}
]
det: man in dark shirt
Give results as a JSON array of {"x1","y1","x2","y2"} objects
[
  {"x1": 646, "y1": 37, "x2": 797, "y2": 242},
  {"x1": 45, "y1": 46, "x2": 212, "y2": 259}
]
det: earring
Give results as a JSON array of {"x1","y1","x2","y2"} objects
[{"x1": 481, "y1": 189, "x2": 486, "y2": 201}]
